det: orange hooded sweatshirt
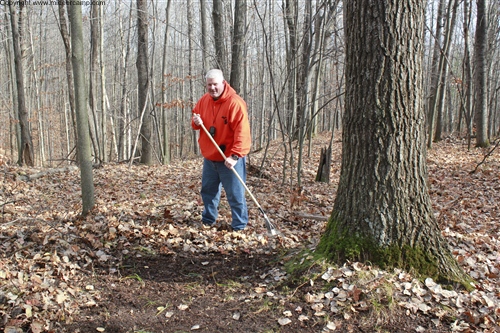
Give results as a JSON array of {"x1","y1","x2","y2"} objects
[{"x1": 191, "y1": 82, "x2": 251, "y2": 161}]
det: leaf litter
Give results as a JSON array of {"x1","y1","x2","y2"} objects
[{"x1": 0, "y1": 134, "x2": 499, "y2": 332}]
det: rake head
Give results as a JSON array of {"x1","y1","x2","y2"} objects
[{"x1": 263, "y1": 213, "x2": 279, "y2": 236}]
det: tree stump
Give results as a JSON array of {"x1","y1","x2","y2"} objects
[{"x1": 315, "y1": 146, "x2": 331, "y2": 183}]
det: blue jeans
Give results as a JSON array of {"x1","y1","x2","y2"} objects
[{"x1": 201, "y1": 157, "x2": 248, "y2": 230}]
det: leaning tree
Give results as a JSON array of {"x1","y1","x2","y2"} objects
[{"x1": 317, "y1": 0, "x2": 470, "y2": 286}]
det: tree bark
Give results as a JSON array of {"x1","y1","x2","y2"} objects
[
  {"x1": 8, "y1": 3, "x2": 34, "y2": 166},
  {"x1": 57, "y1": 3, "x2": 78, "y2": 152},
  {"x1": 474, "y1": 0, "x2": 490, "y2": 148},
  {"x1": 199, "y1": 0, "x2": 208, "y2": 72},
  {"x1": 137, "y1": 0, "x2": 152, "y2": 164},
  {"x1": 118, "y1": 1, "x2": 133, "y2": 161},
  {"x1": 161, "y1": 0, "x2": 172, "y2": 164},
  {"x1": 230, "y1": 0, "x2": 246, "y2": 94},
  {"x1": 89, "y1": 4, "x2": 101, "y2": 161},
  {"x1": 212, "y1": 0, "x2": 226, "y2": 71},
  {"x1": 426, "y1": 0, "x2": 446, "y2": 149},
  {"x1": 460, "y1": 0, "x2": 474, "y2": 147},
  {"x1": 187, "y1": 0, "x2": 198, "y2": 155},
  {"x1": 69, "y1": 3, "x2": 95, "y2": 215},
  {"x1": 99, "y1": 5, "x2": 108, "y2": 162},
  {"x1": 432, "y1": 0, "x2": 459, "y2": 143},
  {"x1": 317, "y1": 0, "x2": 469, "y2": 286}
]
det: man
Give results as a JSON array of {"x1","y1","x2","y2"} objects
[{"x1": 191, "y1": 69, "x2": 251, "y2": 231}]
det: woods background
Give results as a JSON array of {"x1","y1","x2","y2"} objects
[{"x1": 1, "y1": 0, "x2": 499, "y2": 178}]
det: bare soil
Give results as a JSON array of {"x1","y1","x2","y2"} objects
[{"x1": 57, "y1": 248, "x2": 452, "y2": 333}]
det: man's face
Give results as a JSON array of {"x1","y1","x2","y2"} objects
[{"x1": 206, "y1": 77, "x2": 224, "y2": 99}]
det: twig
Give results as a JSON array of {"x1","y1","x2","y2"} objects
[{"x1": 470, "y1": 138, "x2": 500, "y2": 174}]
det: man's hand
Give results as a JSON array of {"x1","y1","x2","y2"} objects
[
  {"x1": 192, "y1": 113, "x2": 203, "y2": 126},
  {"x1": 225, "y1": 157, "x2": 237, "y2": 169}
]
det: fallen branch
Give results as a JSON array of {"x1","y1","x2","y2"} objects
[
  {"x1": 470, "y1": 138, "x2": 499, "y2": 174},
  {"x1": 294, "y1": 212, "x2": 329, "y2": 221},
  {"x1": 16, "y1": 166, "x2": 78, "y2": 181}
]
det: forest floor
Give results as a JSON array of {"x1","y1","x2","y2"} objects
[{"x1": 1, "y1": 132, "x2": 499, "y2": 333}]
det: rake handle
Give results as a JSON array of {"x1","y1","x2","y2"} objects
[{"x1": 198, "y1": 122, "x2": 262, "y2": 210}]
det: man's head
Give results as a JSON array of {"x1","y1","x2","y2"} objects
[{"x1": 205, "y1": 69, "x2": 225, "y2": 100}]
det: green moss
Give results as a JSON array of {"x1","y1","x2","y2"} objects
[
  {"x1": 316, "y1": 218, "x2": 473, "y2": 288},
  {"x1": 282, "y1": 249, "x2": 327, "y2": 285}
]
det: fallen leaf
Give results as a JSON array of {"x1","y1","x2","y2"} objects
[{"x1": 278, "y1": 318, "x2": 292, "y2": 326}]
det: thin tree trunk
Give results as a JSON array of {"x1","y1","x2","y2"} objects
[
  {"x1": 426, "y1": 0, "x2": 446, "y2": 149},
  {"x1": 161, "y1": 0, "x2": 172, "y2": 164},
  {"x1": 230, "y1": 0, "x2": 246, "y2": 94},
  {"x1": 118, "y1": 1, "x2": 133, "y2": 161},
  {"x1": 99, "y1": 5, "x2": 108, "y2": 162},
  {"x1": 89, "y1": 4, "x2": 101, "y2": 162},
  {"x1": 4, "y1": 10, "x2": 21, "y2": 160},
  {"x1": 474, "y1": 0, "x2": 490, "y2": 147},
  {"x1": 69, "y1": 3, "x2": 95, "y2": 216},
  {"x1": 137, "y1": 0, "x2": 152, "y2": 164},
  {"x1": 9, "y1": 3, "x2": 34, "y2": 166},
  {"x1": 200, "y1": 0, "x2": 208, "y2": 72},
  {"x1": 212, "y1": 0, "x2": 226, "y2": 71},
  {"x1": 57, "y1": 3, "x2": 78, "y2": 155},
  {"x1": 433, "y1": 0, "x2": 459, "y2": 142},
  {"x1": 460, "y1": 0, "x2": 474, "y2": 147},
  {"x1": 187, "y1": 0, "x2": 198, "y2": 155},
  {"x1": 28, "y1": 16, "x2": 46, "y2": 165}
]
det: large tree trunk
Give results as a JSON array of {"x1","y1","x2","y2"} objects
[
  {"x1": 317, "y1": 0, "x2": 469, "y2": 286},
  {"x1": 474, "y1": 0, "x2": 490, "y2": 148},
  {"x1": 137, "y1": 0, "x2": 152, "y2": 165},
  {"x1": 9, "y1": 3, "x2": 34, "y2": 166},
  {"x1": 69, "y1": 3, "x2": 95, "y2": 216}
]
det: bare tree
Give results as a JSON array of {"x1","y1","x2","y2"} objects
[
  {"x1": 117, "y1": 1, "x2": 134, "y2": 162},
  {"x1": 69, "y1": 3, "x2": 95, "y2": 215},
  {"x1": 187, "y1": 0, "x2": 198, "y2": 155},
  {"x1": 431, "y1": 0, "x2": 459, "y2": 144},
  {"x1": 230, "y1": 0, "x2": 246, "y2": 93},
  {"x1": 459, "y1": 0, "x2": 474, "y2": 146},
  {"x1": 474, "y1": 0, "x2": 490, "y2": 147},
  {"x1": 199, "y1": 0, "x2": 209, "y2": 72},
  {"x1": 137, "y1": 0, "x2": 152, "y2": 164},
  {"x1": 161, "y1": 0, "x2": 172, "y2": 164},
  {"x1": 212, "y1": 0, "x2": 227, "y2": 71},
  {"x1": 89, "y1": 4, "x2": 101, "y2": 161},
  {"x1": 57, "y1": 3, "x2": 77, "y2": 154},
  {"x1": 99, "y1": 4, "x2": 108, "y2": 162},
  {"x1": 8, "y1": 2, "x2": 34, "y2": 166}
]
